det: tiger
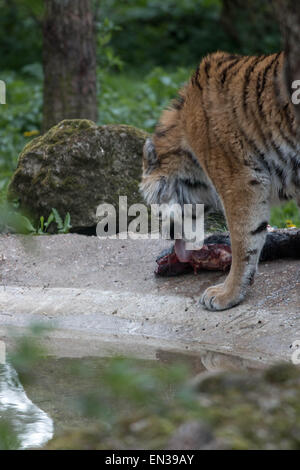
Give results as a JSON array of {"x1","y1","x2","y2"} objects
[{"x1": 140, "y1": 51, "x2": 300, "y2": 311}]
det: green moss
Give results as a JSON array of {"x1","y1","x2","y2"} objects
[
  {"x1": 60, "y1": 176, "x2": 86, "y2": 191},
  {"x1": 43, "y1": 119, "x2": 96, "y2": 146},
  {"x1": 17, "y1": 119, "x2": 97, "y2": 160}
]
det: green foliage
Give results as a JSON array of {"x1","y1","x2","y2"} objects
[
  {"x1": 101, "y1": 0, "x2": 280, "y2": 70},
  {"x1": 98, "y1": 67, "x2": 190, "y2": 132},
  {"x1": 8, "y1": 324, "x2": 51, "y2": 386},
  {"x1": 43, "y1": 354, "x2": 204, "y2": 449},
  {"x1": 0, "y1": 68, "x2": 42, "y2": 192},
  {"x1": 96, "y1": 17, "x2": 124, "y2": 71},
  {"x1": 0, "y1": 0, "x2": 281, "y2": 72},
  {"x1": 73, "y1": 357, "x2": 194, "y2": 428},
  {"x1": 35, "y1": 209, "x2": 72, "y2": 235},
  {"x1": 270, "y1": 201, "x2": 300, "y2": 229},
  {"x1": 0, "y1": 201, "x2": 36, "y2": 234},
  {"x1": 0, "y1": 203, "x2": 72, "y2": 235},
  {"x1": 0, "y1": 0, "x2": 43, "y2": 71}
]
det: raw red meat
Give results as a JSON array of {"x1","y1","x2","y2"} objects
[{"x1": 155, "y1": 240, "x2": 232, "y2": 276}]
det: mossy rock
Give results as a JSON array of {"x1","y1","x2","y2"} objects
[{"x1": 8, "y1": 119, "x2": 149, "y2": 231}]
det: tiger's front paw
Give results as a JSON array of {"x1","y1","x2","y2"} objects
[{"x1": 200, "y1": 284, "x2": 244, "y2": 311}]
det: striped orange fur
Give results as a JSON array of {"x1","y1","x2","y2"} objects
[{"x1": 140, "y1": 51, "x2": 300, "y2": 311}]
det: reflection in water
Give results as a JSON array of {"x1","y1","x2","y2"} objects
[{"x1": 0, "y1": 363, "x2": 53, "y2": 449}]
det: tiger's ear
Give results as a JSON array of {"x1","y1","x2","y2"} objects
[{"x1": 143, "y1": 138, "x2": 159, "y2": 173}]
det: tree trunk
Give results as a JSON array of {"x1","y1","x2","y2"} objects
[
  {"x1": 273, "y1": 0, "x2": 300, "y2": 124},
  {"x1": 42, "y1": 0, "x2": 97, "y2": 132}
]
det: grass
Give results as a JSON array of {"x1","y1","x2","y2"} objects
[{"x1": 0, "y1": 65, "x2": 299, "y2": 231}]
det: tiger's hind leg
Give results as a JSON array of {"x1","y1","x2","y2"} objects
[{"x1": 200, "y1": 163, "x2": 271, "y2": 311}]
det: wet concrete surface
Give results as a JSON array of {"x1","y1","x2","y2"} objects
[{"x1": 0, "y1": 233, "x2": 299, "y2": 369}]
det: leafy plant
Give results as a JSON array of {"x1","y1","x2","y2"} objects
[
  {"x1": 0, "y1": 69, "x2": 42, "y2": 195},
  {"x1": 0, "y1": 204, "x2": 72, "y2": 235},
  {"x1": 35, "y1": 209, "x2": 72, "y2": 234},
  {"x1": 96, "y1": 17, "x2": 123, "y2": 71},
  {"x1": 100, "y1": 0, "x2": 280, "y2": 70},
  {"x1": 0, "y1": 202, "x2": 35, "y2": 234},
  {"x1": 97, "y1": 66, "x2": 190, "y2": 132}
]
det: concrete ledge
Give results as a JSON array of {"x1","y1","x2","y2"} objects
[{"x1": 0, "y1": 234, "x2": 299, "y2": 369}]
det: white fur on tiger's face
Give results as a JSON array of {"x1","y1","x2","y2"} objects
[{"x1": 140, "y1": 51, "x2": 300, "y2": 311}]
